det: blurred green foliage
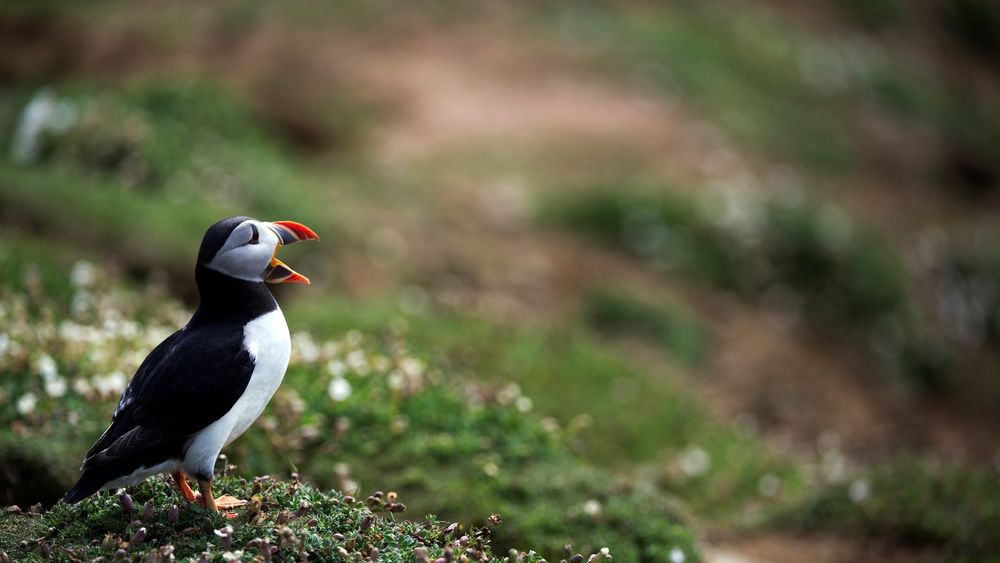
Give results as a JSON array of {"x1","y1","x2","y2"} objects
[
  {"x1": 541, "y1": 187, "x2": 965, "y2": 391},
  {"x1": 832, "y1": 0, "x2": 904, "y2": 30},
  {"x1": 940, "y1": 0, "x2": 1000, "y2": 61},
  {"x1": 583, "y1": 290, "x2": 709, "y2": 366},
  {"x1": 774, "y1": 461, "x2": 1000, "y2": 562}
]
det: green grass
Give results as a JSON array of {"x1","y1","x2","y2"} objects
[
  {"x1": 0, "y1": 471, "x2": 555, "y2": 562},
  {"x1": 583, "y1": 290, "x2": 709, "y2": 366},
  {"x1": 285, "y1": 293, "x2": 800, "y2": 522},
  {"x1": 773, "y1": 461, "x2": 1000, "y2": 562}
]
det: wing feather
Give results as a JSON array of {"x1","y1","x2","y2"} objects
[{"x1": 66, "y1": 322, "x2": 254, "y2": 502}]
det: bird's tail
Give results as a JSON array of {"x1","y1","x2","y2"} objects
[{"x1": 63, "y1": 470, "x2": 109, "y2": 504}]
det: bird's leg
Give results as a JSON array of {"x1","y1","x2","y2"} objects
[
  {"x1": 171, "y1": 470, "x2": 197, "y2": 502},
  {"x1": 198, "y1": 479, "x2": 247, "y2": 512},
  {"x1": 198, "y1": 479, "x2": 217, "y2": 511}
]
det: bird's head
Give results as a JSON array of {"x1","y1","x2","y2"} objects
[{"x1": 198, "y1": 216, "x2": 319, "y2": 284}]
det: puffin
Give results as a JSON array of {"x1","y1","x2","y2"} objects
[{"x1": 63, "y1": 216, "x2": 318, "y2": 511}]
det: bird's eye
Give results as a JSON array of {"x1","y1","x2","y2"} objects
[{"x1": 248, "y1": 224, "x2": 260, "y2": 245}]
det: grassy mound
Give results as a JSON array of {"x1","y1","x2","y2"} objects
[{"x1": 0, "y1": 471, "x2": 561, "y2": 562}]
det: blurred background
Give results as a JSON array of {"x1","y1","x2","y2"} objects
[{"x1": 1, "y1": 0, "x2": 999, "y2": 561}]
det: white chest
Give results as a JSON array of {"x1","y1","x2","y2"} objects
[
  {"x1": 230, "y1": 308, "x2": 291, "y2": 440},
  {"x1": 183, "y1": 308, "x2": 290, "y2": 477}
]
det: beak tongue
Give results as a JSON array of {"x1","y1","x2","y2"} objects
[
  {"x1": 264, "y1": 220, "x2": 319, "y2": 285},
  {"x1": 266, "y1": 257, "x2": 310, "y2": 284}
]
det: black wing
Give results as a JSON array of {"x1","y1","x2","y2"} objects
[{"x1": 65, "y1": 323, "x2": 254, "y2": 503}]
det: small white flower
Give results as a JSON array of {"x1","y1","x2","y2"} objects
[
  {"x1": 583, "y1": 499, "x2": 602, "y2": 516},
  {"x1": 44, "y1": 376, "x2": 67, "y2": 398},
  {"x1": 16, "y1": 392, "x2": 37, "y2": 415},
  {"x1": 387, "y1": 370, "x2": 405, "y2": 390},
  {"x1": 37, "y1": 354, "x2": 58, "y2": 381},
  {"x1": 93, "y1": 371, "x2": 127, "y2": 396},
  {"x1": 346, "y1": 350, "x2": 369, "y2": 375},
  {"x1": 678, "y1": 447, "x2": 711, "y2": 477},
  {"x1": 669, "y1": 547, "x2": 685, "y2": 563},
  {"x1": 293, "y1": 331, "x2": 320, "y2": 364},
  {"x1": 70, "y1": 260, "x2": 97, "y2": 288},
  {"x1": 483, "y1": 462, "x2": 500, "y2": 477},
  {"x1": 515, "y1": 396, "x2": 533, "y2": 413},
  {"x1": 73, "y1": 378, "x2": 93, "y2": 396},
  {"x1": 327, "y1": 377, "x2": 352, "y2": 401},
  {"x1": 848, "y1": 478, "x2": 870, "y2": 503},
  {"x1": 497, "y1": 383, "x2": 521, "y2": 405},
  {"x1": 399, "y1": 357, "x2": 425, "y2": 377}
]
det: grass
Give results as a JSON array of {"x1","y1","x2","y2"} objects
[
  {"x1": 772, "y1": 460, "x2": 1000, "y2": 562},
  {"x1": 0, "y1": 471, "x2": 557, "y2": 562},
  {"x1": 583, "y1": 290, "x2": 709, "y2": 367},
  {"x1": 285, "y1": 293, "x2": 800, "y2": 522}
]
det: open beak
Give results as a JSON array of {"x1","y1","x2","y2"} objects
[{"x1": 264, "y1": 221, "x2": 319, "y2": 285}]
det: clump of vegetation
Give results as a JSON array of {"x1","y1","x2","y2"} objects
[
  {"x1": 583, "y1": 290, "x2": 709, "y2": 366},
  {"x1": 772, "y1": 461, "x2": 1000, "y2": 561},
  {"x1": 0, "y1": 470, "x2": 559, "y2": 561}
]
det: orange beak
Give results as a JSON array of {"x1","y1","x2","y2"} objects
[{"x1": 264, "y1": 221, "x2": 319, "y2": 285}]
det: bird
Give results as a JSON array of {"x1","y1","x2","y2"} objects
[{"x1": 63, "y1": 216, "x2": 318, "y2": 511}]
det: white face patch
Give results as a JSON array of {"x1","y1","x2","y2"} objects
[{"x1": 204, "y1": 220, "x2": 281, "y2": 282}]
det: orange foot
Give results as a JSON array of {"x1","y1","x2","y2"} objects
[
  {"x1": 197, "y1": 480, "x2": 248, "y2": 514},
  {"x1": 171, "y1": 470, "x2": 197, "y2": 502}
]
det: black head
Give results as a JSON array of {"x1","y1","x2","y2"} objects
[
  {"x1": 196, "y1": 216, "x2": 319, "y2": 284},
  {"x1": 197, "y1": 216, "x2": 253, "y2": 266}
]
